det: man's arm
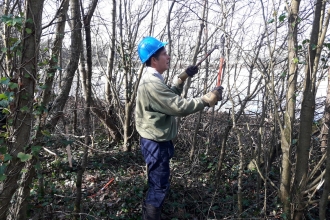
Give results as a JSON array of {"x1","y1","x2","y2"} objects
[{"x1": 169, "y1": 76, "x2": 184, "y2": 95}]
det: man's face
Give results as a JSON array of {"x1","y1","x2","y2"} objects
[{"x1": 152, "y1": 48, "x2": 170, "y2": 74}]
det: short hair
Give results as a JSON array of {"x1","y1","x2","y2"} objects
[{"x1": 145, "y1": 46, "x2": 165, "y2": 67}]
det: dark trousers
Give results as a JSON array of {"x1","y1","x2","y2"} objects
[{"x1": 140, "y1": 137, "x2": 174, "y2": 208}]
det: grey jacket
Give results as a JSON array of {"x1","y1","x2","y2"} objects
[{"x1": 135, "y1": 67, "x2": 205, "y2": 141}]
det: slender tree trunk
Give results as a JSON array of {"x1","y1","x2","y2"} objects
[
  {"x1": 73, "y1": 72, "x2": 79, "y2": 134},
  {"x1": 279, "y1": 0, "x2": 300, "y2": 216},
  {"x1": 319, "y1": 68, "x2": 330, "y2": 220},
  {"x1": 118, "y1": 0, "x2": 131, "y2": 151},
  {"x1": 12, "y1": 159, "x2": 36, "y2": 220},
  {"x1": 46, "y1": 0, "x2": 82, "y2": 129},
  {"x1": 190, "y1": 111, "x2": 202, "y2": 161},
  {"x1": 236, "y1": 129, "x2": 244, "y2": 216},
  {"x1": 0, "y1": 0, "x2": 44, "y2": 218},
  {"x1": 104, "y1": 0, "x2": 117, "y2": 143},
  {"x1": 216, "y1": 112, "x2": 232, "y2": 182},
  {"x1": 190, "y1": 0, "x2": 208, "y2": 161},
  {"x1": 164, "y1": 0, "x2": 175, "y2": 83},
  {"x1": 10, "y1": 1, "x2": 69, "y2": 219},
  {"x1": 181, "y1": 1, "x2": 206, "y2": 98},
  {"x1": 40, "y1": 0, "x2": 69, "y2": 120},
  {"x1": 148, "y1": 0, "x2": 156, "y2": 36},
  {"x1": 105, "y1": 0, "x2": 116, "y2": 104},
  {"x1": 2, "y1": 0, "x2": 12, "y2": 77},
  {"x1": 74, "y1": 0, "x2": 98, "y2": 216},
  {"x1": 293, "y1": 1, "x2": 329, "y2": 219}
]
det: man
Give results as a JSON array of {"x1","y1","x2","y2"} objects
[{"x1": 136, "y1": 36, "x2": 223, "y2": 219}]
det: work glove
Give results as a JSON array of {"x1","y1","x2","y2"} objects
[
  {"x1": 177, "y1": 66, "x2": 199, "y2": 82},
  {"x1": 185, "y1": 65, "x2": 199, "y2": 77},
  {"x1": 201, "y1": 86, "x2": 223, "y2": 107}
]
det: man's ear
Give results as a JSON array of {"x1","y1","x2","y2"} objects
[{"x1": 151, "y1": 56, "x2": 157, "y2": 65}]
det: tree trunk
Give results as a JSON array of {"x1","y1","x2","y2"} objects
[
  {"x1": 190, "y1": 111, "x2": 203, "y2": 161},
  {"x1": 279, "y1": 0, "x2": 300, "y2": 216},
  {"x1": 40, "y1": 0, "x2": 69, "y2": 111},
  {"x1": 123, "y1": 103, "x2": 133, "y2": 151},
  {"x1": 293, "y1": 1, "x2": 329, "y2": 219},
  {"x1": 73, "y1": 71, "x2": 80, "y2": 134},
  {"x1": 0, "y1": 0, "x2": 44, "y2": 218},
  {"x1": 164, "y1": 0, "x2": 175, "y2": 83},
  {"x1": 74, "y1": 0, "x2": 98, "y2": 216},
  {"x1": 181, "y1": 1, "x2": 206, "y2": 99},
  {"x1": 319, "y1": 68, "x2": 330, "y2": 220},
  {"x1": 190, "y1": 0, "x2": 208, "y2": 161},
  {"x1": 236, "y1": 129, "x2": 244, "y2": 216},
  {"x1": 105, "y1": 0, "x2": 116, "y2": 105},
  {"x1": 46, "y1": 0, "x2": 82, "y2": 129},
  {"x1": 12, "y1": 159, "x2": 36, "y2": 220},
  {"x1": 216, "y1": 113, "x2": 232, "y2": 182},
  {"x1": 2, "y1": 0, "x2": 13, "y2": 77},
  {"x1": 104, "y1": 0, "x2": 118, "y2": 143},
  {"x1": 11, "y1": 1, "x2": 69, "y2": 219}
]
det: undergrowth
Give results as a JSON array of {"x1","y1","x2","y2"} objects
[{"x1": 25, "y1": 136, "x2": 327, "y2": 220}]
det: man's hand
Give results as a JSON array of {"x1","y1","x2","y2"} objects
[
  {"x1": 201, "y1": 86, "x2": 224, "y2": 107},
  {"x1": 177, "y1": 66, "x2": 199, "y2": 82},
  {"x1": 185, "y1": 65, "x2": 199, "y2": 77}
]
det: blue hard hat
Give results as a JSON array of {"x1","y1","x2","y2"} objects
[{"x1": 137, "y1": 37, "x2": 168, "y2": 63}]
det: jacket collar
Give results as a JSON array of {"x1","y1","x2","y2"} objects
[{"x1": 146, "y1": 67, "x2": 164, "y2": 82}]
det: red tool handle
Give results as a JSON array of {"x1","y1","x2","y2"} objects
[
  {"x1": 217, "y1": 57, "x2": 225, "y2": 86},
  {"x1": 217, "y1": 35, "x2": 226, "y2": 86}
]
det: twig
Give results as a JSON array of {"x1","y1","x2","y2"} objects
[
  {"x1": 253, "y1": 160, "x2": 279, "y2": 191},
  {"x1": 42, "y1": 147, "x2": 58, "y2": 157}
]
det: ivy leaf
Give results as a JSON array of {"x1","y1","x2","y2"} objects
[
  {"x1": 268, "y1": 19, "x2": 275, "y2": 24},
  {"x1": 324, "y1": 43, "x2": 330, "y2": 50},
  {"x1": 13, "y1": 17, "x2": 23, "y2": 26},
  {"x1": 41, "y1": 130, "x2": 51, "y2": 137},
  {"x1": 61, "y1": 139, "x2": 74, "y2": 145},
  {"x1": 302, "y1": 39, "x2": 310, "y2": 44},
  {"x1": 0, "y1": 146, "x2": 6, "y2": 154},
  {"x1": 0, "y1": 174, "x2": 6, "y2": 181},
  {"x1": 34, "y1": 162, "x2": 42, "y2": 170},
  {"x1": 293, "y1": 57, "x2": 299, "y2": 64},
  {"x1": 31, "y1": 146, "x2": 42, "y2": 155},
  {"x1": 9, "y1": 82, "x2": 18, "y2": 89},
  {"x1": 39, "y1": 84, "x2": 48, "y2": 90},
  {"x1": 20, "y1": 106, "x2": 29, "y2": 112},
  {"x1": 25, "y1": 28, "x2": 32, "y2": 34},
  {"x1": 4, "y1": 154, "x2": 12, "y2": 162},
  {"x1": 0, "y1": 93, "x2": 8, "y2": 100},
  {"x1": 292, "y1": 139, "x2": 298, "y2": 145},
  {"x1": 0, "y1": 164, "x2": 6, "y2": 181},
  {"x1": 26, "y1": 18, "x2": 33, "y2": 23},
  {"x1": 17, "y1": 152, "x2": 32, "y2": 162},
  {"x1": 279, "y1": 14, "x2": 286, "y2": 22},
  {"x1": 311, "y1": 44, "x2": 317, "y2": 50},
  {"x1": 0, "y1": 77, "x2": 10, "y2": 85}
]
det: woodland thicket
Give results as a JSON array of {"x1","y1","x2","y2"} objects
[{"x1": 1, "y1": 0, "x2": 330, "y2": 219}]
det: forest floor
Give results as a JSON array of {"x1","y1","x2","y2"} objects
[{"x1": 26, "y1": 138, "x2": 320, "y2": 220}]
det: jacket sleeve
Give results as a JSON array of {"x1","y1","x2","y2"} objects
[
  {"x1": 169, "y1": 76, "x2": 183, "y2": 95},
  {"x1": 144, "y1": 78, "x2": 204, "y2": 117}
]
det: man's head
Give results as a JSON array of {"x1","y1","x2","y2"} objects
[{"x1": 138, "y1": 37, "x2": 170, "y2": 74}]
